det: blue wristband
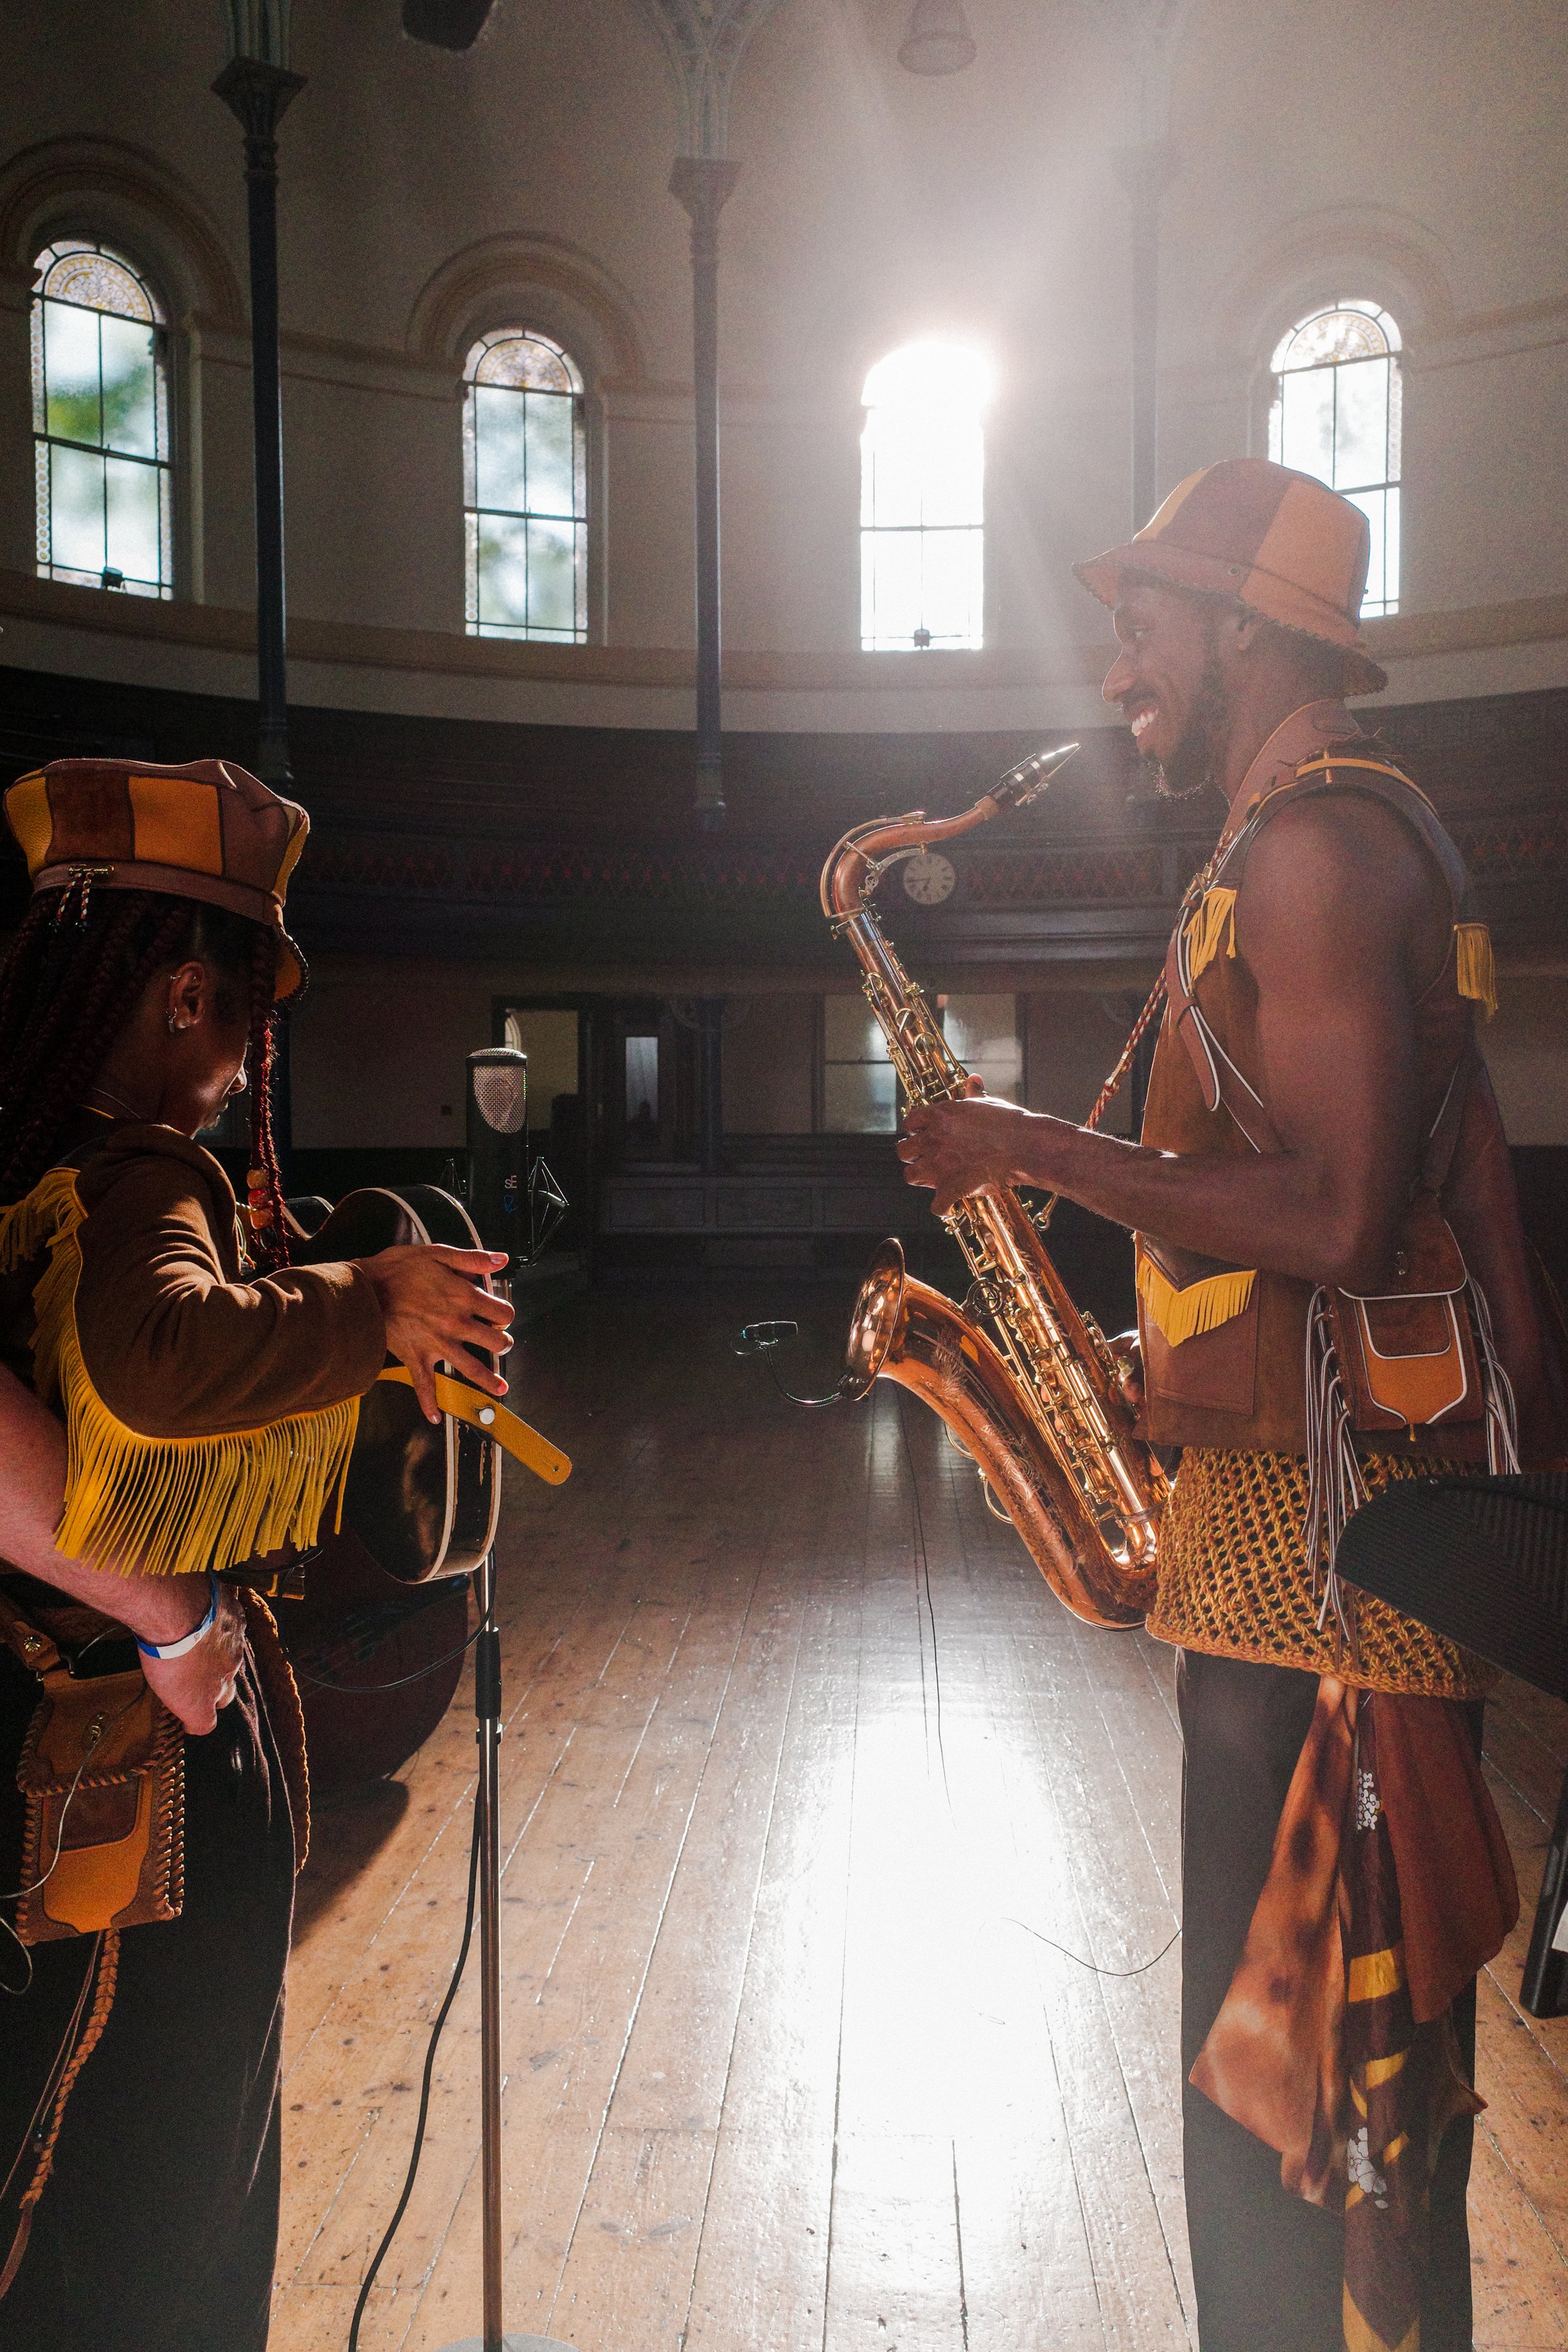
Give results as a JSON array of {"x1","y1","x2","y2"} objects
[{"x1": 135, "y1": 1574, "x2": 218, "y2": 1662}]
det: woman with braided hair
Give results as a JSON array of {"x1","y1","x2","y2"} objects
[{"x1": 0, "y1": 757, "x2": 513, "y2": 2351}]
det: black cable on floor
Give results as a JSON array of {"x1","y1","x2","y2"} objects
[
  {"x1": 346, "y1": 1730, "x2": 484, "y2": 2351},
  {"x1": 290, "y1": 1619, "x2": 484, "y2": 1697}
]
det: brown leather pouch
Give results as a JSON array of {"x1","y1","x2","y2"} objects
[
  {"x1": 1328, "y1": 1190, "x2": 1483, "y2": 1437},
  {"x1": 1, "y1": 1602, "x2": 184, "y2": 1946}
]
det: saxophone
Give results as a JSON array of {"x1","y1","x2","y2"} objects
[{"x1": 824, "y1": 743, "x2": 1165, "y2": 1629}]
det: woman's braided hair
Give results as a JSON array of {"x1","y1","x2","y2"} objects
[{"x1": 0, "y1": 886, "x2": 290, "y2": 1268}]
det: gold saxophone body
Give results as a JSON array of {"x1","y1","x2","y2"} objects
[{"x1": 824, "y1": 743, "x2": 1165, "y2": 1629}]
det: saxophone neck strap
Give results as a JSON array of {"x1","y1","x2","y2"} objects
[{"x1": 375, "y1": 1366, "x2": 572, "y2": 1485}]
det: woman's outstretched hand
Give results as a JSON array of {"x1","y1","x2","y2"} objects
[{"x1": 354, "y1": 1244, "x2": 515, "y2": 1421}]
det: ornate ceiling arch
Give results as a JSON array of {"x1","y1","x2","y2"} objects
[{"x1": 627, "y1": 0, "x2": 790, "y2": 157}]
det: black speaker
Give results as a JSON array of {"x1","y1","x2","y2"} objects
[
  {"x1": 1338, "y1": 1472, "x2": 1568, "y2": 2017},
  {"x1": 466, "y1": 1047, "x2": 528, "y2": 1266}
]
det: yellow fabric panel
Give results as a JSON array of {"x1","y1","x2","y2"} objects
[
  {"x1": 129, "y1": 774, "x2": 223, "y2": 877},
  {"x1": 1136, "y1": 1251, "x2": 1255, "y2": 1348},
  {"x1": 1343, "y1": 2288, "x2": 1418, "y2": 2352},
  {"x1": 1251, "y1": 478, "x2": 1361, "y2": 620},
  {"x1": 1348, "y1": 1946, "x2": 1405, "y2": 2004},
  {"x1": 1135, "y1": 469, "x2": 1205, "y2": 540},
  {"x1": 272, "y1": 812, "x2": 310, "y2": 898},
  {"x1": 1365, "y1": 2051, "x2": 1406, "y2": 2090},
  {"x1": 5, "y1": 772, "x2": 53, "y2": 875}
]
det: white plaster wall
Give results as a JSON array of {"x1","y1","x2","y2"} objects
[
  {"x1": 290, "y1": 956, "x2": 497, "y2": 1150},
  {"x1": 1481, "y1": 979, "x2": 1568, "y2": 1148}
]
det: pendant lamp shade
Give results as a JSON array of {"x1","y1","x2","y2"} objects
[{"x1": 898, "y1": 0, "x2": 977, "y2": 75}]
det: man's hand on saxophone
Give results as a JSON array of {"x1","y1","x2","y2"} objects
[{"x1": 899, "y1": 1074, "x2": 1064, "y2": 1215}]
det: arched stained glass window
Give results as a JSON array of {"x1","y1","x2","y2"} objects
[
  {"x1": 1269, "y1": 300, "x2": 1402, "y2": 618},
  {"x1": 464, "y1": 330, "x2": 587, "y2": 642},
  {"x1": 32, "y1": 241, "x2": 172, "y2": 598},
  {"x1": 861, "y1": 341, "x2": 990, "y2": 652}
]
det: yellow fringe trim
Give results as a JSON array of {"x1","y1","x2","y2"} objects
[
  {"x1": 2, "y1": 1167, "x2": 358, "y2": 1579},
  {"x1": 0, "y1": 1167, "x2": 80, "y2": 1288},
  {"x1": 1137, "y1": 1251, "x2": 1256, "y2": 1348},
  {"x1": 1454, "y1": 921, "x2": 1498, "y2": 1019},
  {"x1": 1185, "y1": 887, "x2": 1237, "y2": 983}
]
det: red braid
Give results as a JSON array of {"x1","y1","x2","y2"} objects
[{"x1": 243, "y1": 927, "x2": 290, "y2": 1271}]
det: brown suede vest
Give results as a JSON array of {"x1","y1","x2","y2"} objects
[{"x1": 1136, "y1": 703, "x2": 1484, "y2": 1458}]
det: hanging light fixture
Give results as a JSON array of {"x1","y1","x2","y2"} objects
[{"x1": 898, "y1": 0, "x2": 976, "y2": 76}]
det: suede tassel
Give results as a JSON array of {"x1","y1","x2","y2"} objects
[
  {"x1": 1454, "y1": 921, "x2": 1498, "y2": 1019},
  {"x1": 1185, "y1": 887, "x2": 1238, "y2": 983}
]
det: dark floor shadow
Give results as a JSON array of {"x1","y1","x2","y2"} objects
[{"x1": 291, "y1": 1777, "x2": 413, "y2": 1942}]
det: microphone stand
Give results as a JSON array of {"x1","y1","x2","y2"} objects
[{"x1": 437, "y1": 1552, "x2": 576, "y2": 2352}]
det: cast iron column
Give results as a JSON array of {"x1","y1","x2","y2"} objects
[
  {"x1": 696, "y1": 997, "x2": 725, "y2": 1177},
  {"x1": 1114, "y1": 140, "x2": 1170, "y2": 535},
  {"x1": 214, "y1": 56, "x2": 305, "y2": 787},
  {"x1": 669, "y1": 158, "x2": 740, "y2": 832}
]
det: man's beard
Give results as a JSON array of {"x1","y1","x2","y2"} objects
[{"x1": 1145, "y1": 640, "x2": 1230, "y2": 800}]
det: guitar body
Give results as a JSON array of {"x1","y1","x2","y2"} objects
[
  {"x1": 272, "y1": 1527, "x2": 470, "y2": 1794},
  {"x1": 289, "y1": 1185, "x2": 503, "y2": 1586}
]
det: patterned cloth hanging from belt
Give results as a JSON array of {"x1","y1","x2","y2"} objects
[{"x1": 1189, "y1": 1677, "x2": 1517, "y2": 2352}]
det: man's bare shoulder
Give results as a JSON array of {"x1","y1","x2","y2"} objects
[{"x1": 1234, "y1": 791, "x2": 1442, "y2": 992}]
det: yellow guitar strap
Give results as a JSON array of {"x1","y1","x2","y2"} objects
[{"x1": 374, "y1": 1366, "x2": 571, "y2": 1485}]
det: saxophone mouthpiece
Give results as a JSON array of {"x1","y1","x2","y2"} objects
[{"x1": 992, "y1": 741, "x2": 1079, "y2": 813}]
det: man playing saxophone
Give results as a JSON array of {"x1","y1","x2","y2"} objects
[{"x1": 897, "y1": 460, "x2": 1562, "y2": 2352}]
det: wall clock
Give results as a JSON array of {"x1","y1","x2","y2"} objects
[{"x1": 901, "y1": 851, "x2": 957, "y2": 905}]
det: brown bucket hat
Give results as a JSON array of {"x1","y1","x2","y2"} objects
[
  {"x1": 1074, "y1": 457, "x2": 1388, "y2": 696},
  {"x1": 4, "y1": 756, "x2": 310, "y2": 1001}
]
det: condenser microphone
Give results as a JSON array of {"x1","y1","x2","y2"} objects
[{"x1": 466, "y1": 1047, "x2": 528, "y2": 1267}]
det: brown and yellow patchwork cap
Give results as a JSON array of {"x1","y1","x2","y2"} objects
[
  {"x1": 4, "y1": 756, "x2": 310, "y2": 1001},
  {"x1": 1074, "y1": 457, "x2": 1388, "y2": 696}
]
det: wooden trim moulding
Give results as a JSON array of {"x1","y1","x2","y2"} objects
[{"x1": 1, "y1": 569, "x2": 1565, "y2": 695}]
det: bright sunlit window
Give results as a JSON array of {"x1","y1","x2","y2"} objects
[
  {"x1": 822, "y1": 997, "x2": 896, "y2": 1133},
  {"x1": 1269, "y1": 300, "x2": 1401, "y2": 617},
  {"x1": 32, "y1": 241, "x2": 172, "y2": 598},
  {"x1": 861, "y1": 340, "x2": 991, "y2": 652},
  {"x1": 820, "y1": 992, "x2": 1019, "y2": 1133},
  {"x1": 464, "y1": 328, "x2": 587, "y2": 641},
  {"x1": 940, "y1": 995, "x2": 1021, "y2": 1101}
]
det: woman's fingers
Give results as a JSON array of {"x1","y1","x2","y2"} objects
[
  {"x1": 355, "y1": 1243, "x2": 517, "y2": 1422},
  {"x1": 425, "y1": 1246, "x2": 509, "y2": 1277},
  {"x1": 141, "y1": 1586, "x2": 245, "y2": 1734}
]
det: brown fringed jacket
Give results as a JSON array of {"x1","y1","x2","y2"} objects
[{"x1": 0, "y1": 1116, "x2": 385, "y2": 1584}]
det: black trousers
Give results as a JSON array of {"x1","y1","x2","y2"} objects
[
  {"x1": 0, "y1": 1648, "x2": 295, "y2": 2352},
  {"x1": 1178, "y1": 1649, "x2": 1478, "y2": 2352}
]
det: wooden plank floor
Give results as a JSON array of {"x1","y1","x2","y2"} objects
[{"x1": 268, "y1": 1288, "x2": 1568, "y2": 2352}]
